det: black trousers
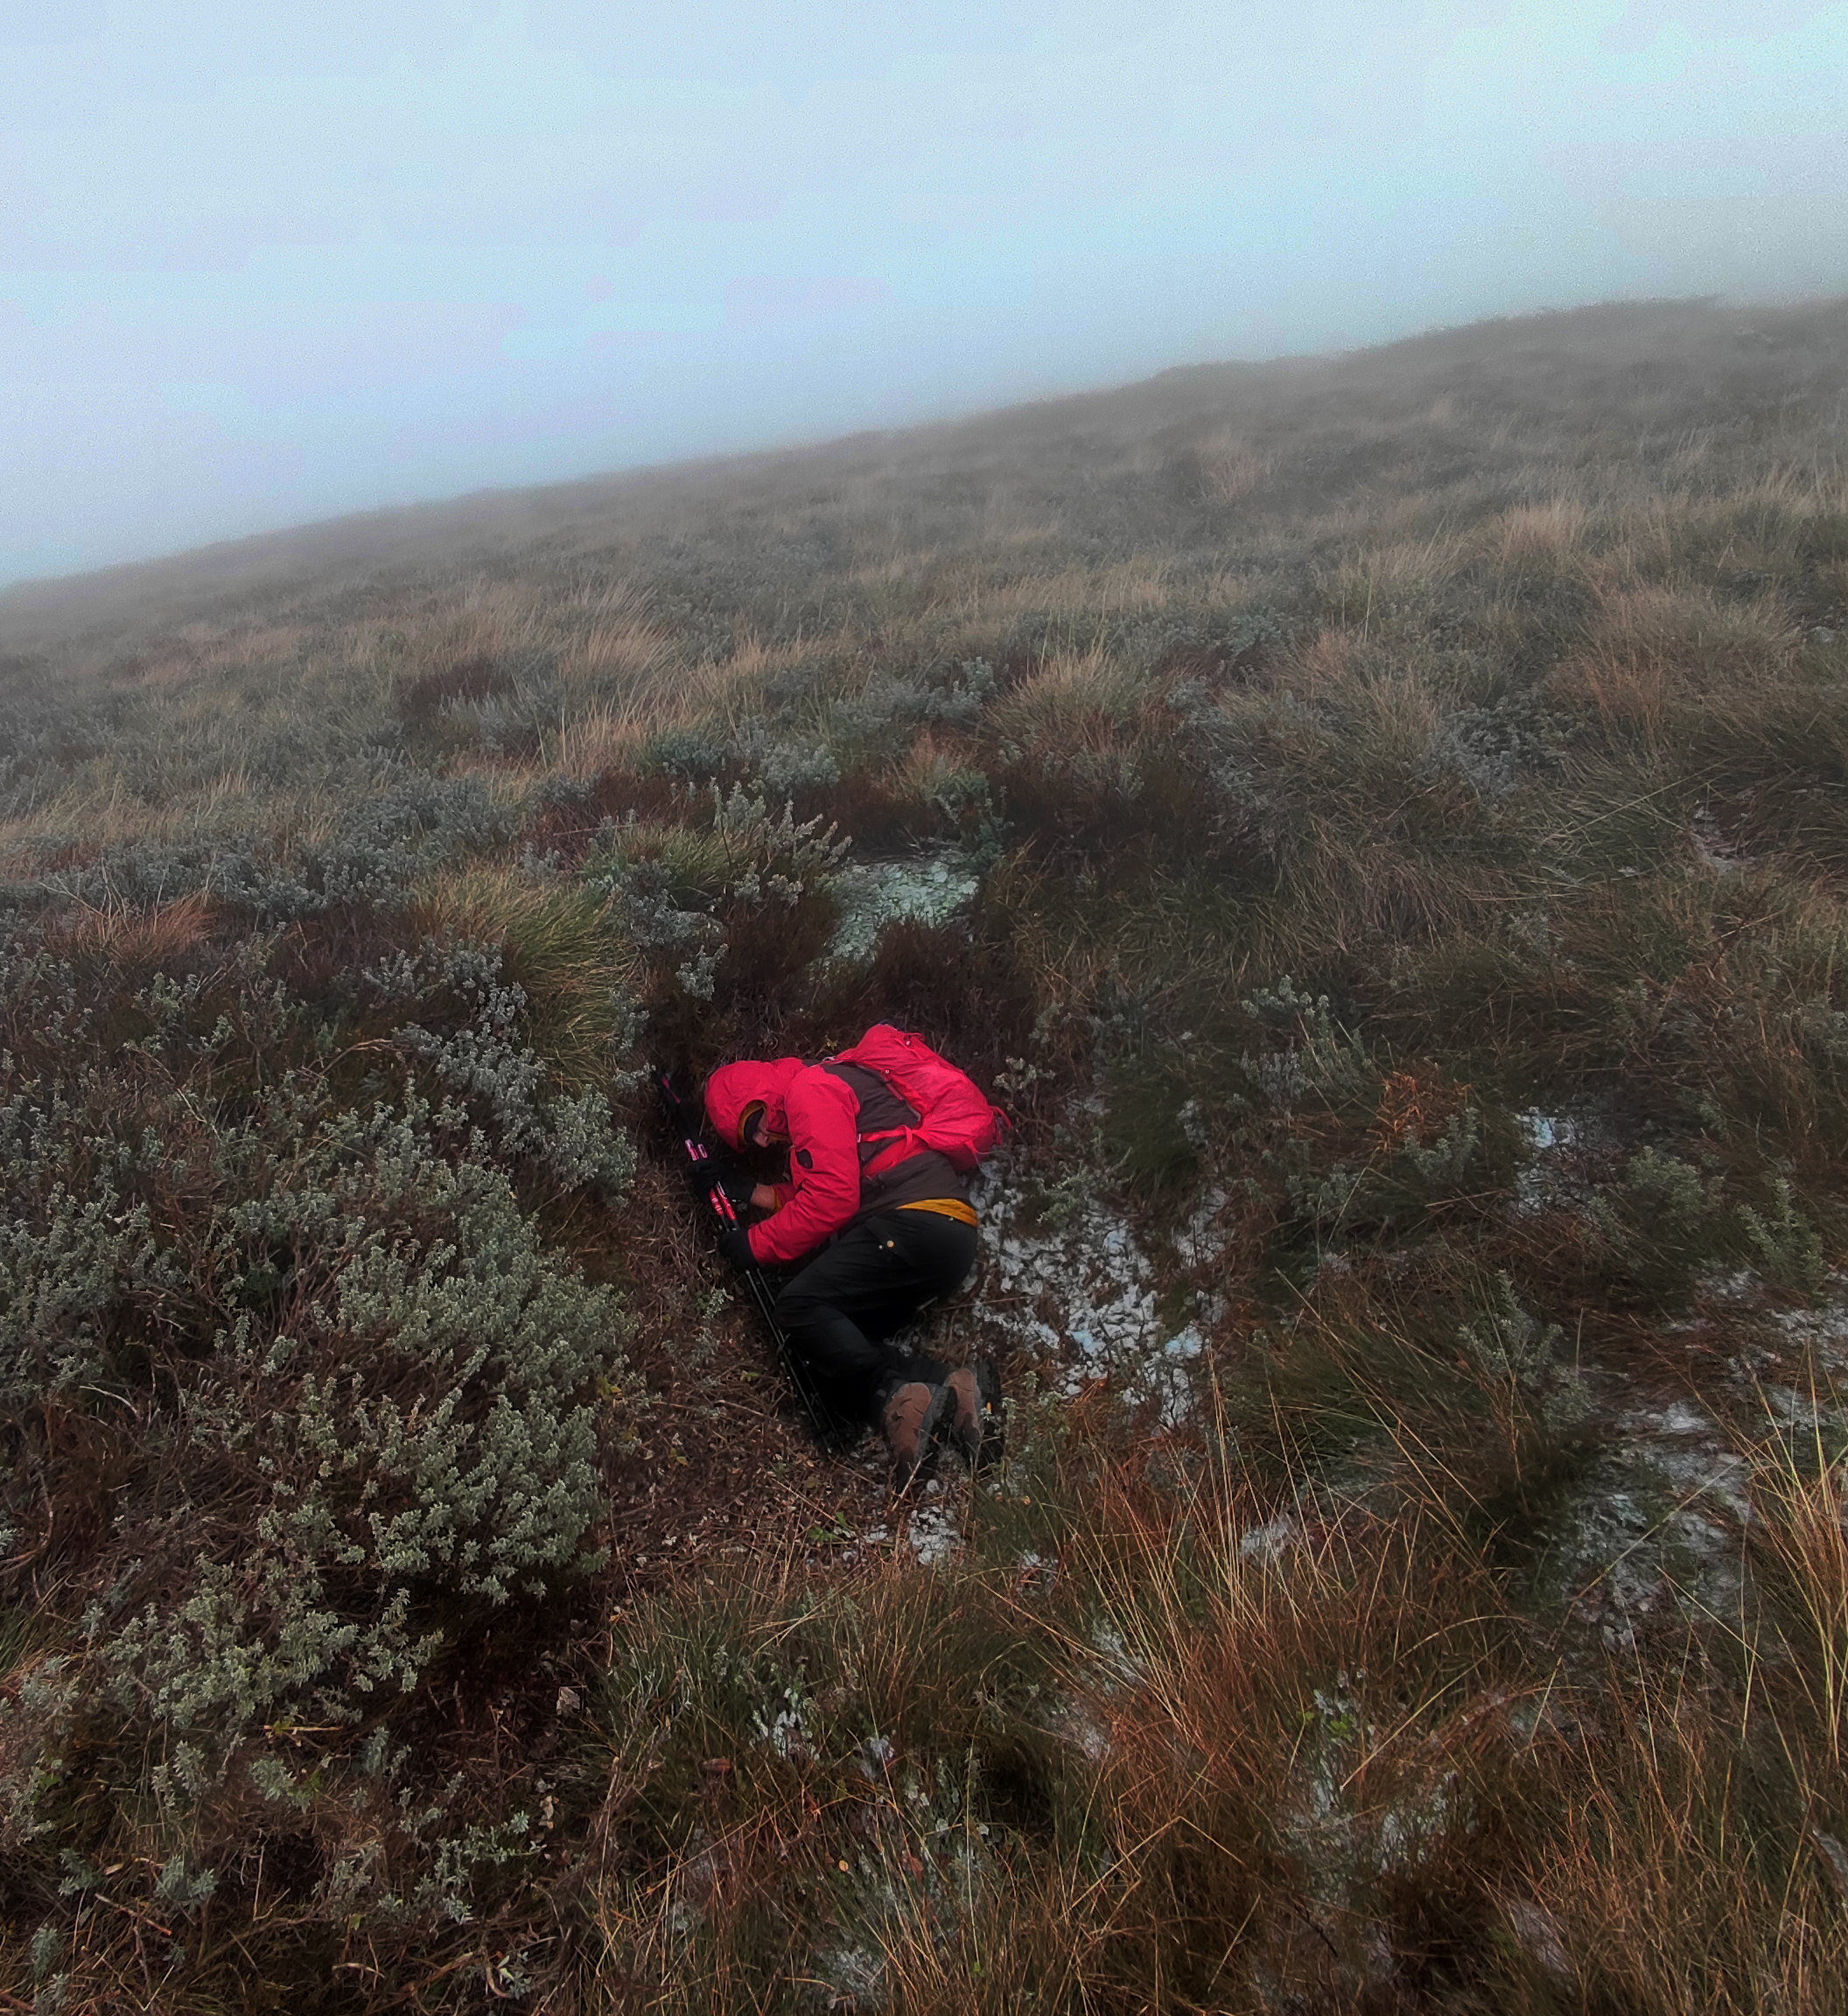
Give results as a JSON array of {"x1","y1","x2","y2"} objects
[{"x1": 771, "y1": 1210, "x2": 978, "y2": 1425}]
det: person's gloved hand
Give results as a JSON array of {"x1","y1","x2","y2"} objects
[
  {"x1": 689, "y1": 1164, "x2": 754, "y2": 1216},
  {"x1": 716, "y1": 1226, "x2": 755, "y2": 1272}
]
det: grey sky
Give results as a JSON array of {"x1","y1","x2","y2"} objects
[{"x1": 4, "y1": 1, "x2": 1844, "y2": 588}]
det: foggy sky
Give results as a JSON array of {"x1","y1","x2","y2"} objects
[{"x1": 4, "y1": 0, "x2": 1845, "y2": 590}]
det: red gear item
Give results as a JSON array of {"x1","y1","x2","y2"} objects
[
  {"x1": 704, "y1": 1058, "x2": 864, "y2": 1266},
  {"x1": 830, "y1": 1024, "x2": 1005, "y2": 1179},
  {"x1": 705, "y1": 1056, "x2": 803, "y2": 1149}
]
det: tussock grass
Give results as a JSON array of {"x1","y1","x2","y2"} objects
[
  {"x1": 404, "y1": 866, "x2": 640, "y2": 1089},
  {"x1": 1550, "y1": 582, "x2": 1796, "y2": 740},
  {"x1": 563, "y1": 1405, "x2": 1848, "y2": 2011}
]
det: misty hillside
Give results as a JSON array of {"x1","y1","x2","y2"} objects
[
  {"x1": 5, "y1": 293, "x2": 1841, "y2": 658},
  {"x1": 5, "y1": 294, "x2": 1848, "y2": 2012}
]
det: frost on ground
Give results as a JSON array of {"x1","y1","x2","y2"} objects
[
  {"x1": 826, "y1": 850, "x2": 979, "y2": 962},
  {"x1": 1474, "y1": 1269, "x2": 1848, "y2": 1652},
  {"x1": 904, "y1": 1483, "x2": 960, "y2": 1567},
  {"x1": 1174, "y1": 1184, "x2": 1231, "y2": 1269},
  {"x1": 802, "y1": 1740, "x2": 1000, "y2": 2013},
  {"x1": 1765, "y1": 1271, "x2": 1848, "y2": 1380},
  {"x1": 969, "y1": 1166, "x2": 1208, "y2": 1425},
  {"x1": 875, "y1": 1166, "x2": 1220, "y2": 1573},
  {"x1": 1239, "y1": 1516, "x2": 1305, "y2": 1564},
  {"x1": 1550, "y1": 1395, "x2": 1751, "y2": 1649},
  {"x1": 1514, "y1": 1105, "x2": 1616, "y2": 1218}
]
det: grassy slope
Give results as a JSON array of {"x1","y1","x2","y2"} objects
[{"x1": 4, "y1": 295, "x2": 1848, "y2": 2010}]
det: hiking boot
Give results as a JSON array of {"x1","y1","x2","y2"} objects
[
  {"x1": 882, "y1": 1380, "x2": 950, "y2": 1485},
  {"x1": 943, "y1": 1362, "x2": 1002, "y2": 1468}
]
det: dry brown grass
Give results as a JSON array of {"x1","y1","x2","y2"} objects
[
  {"x1": 40, "y1": 892, "x2": 217, "y2": 970},
  {"x1": 404, "y1": 864, "x2": 640, "y2": 1084},
  {"x1": 1481, "y1": 497, "x2": 1590, "y2": 570},
  {"x1": 1748, "y1": 1418, "x2": 1848, "y2": 1771},
  {"x1": 916, "y1": 553, "x2": 1172, "y2": 626},
  {"x1": 1549, "y1": 583, "x2": 1796, "y2": 737},
  {"x1": 124, "y1": 620, "x2": 308, "y2": 688},
  {"x1": 560, "y1": 1414, "x2": 1848, "y2": 2012},
  {"x1": 985, "y1": 640, "x2": 1145, "y2": 745},
  {"x1": 1286, "y1": 622, "x2": 1370, "y2": 696},
  {"x1": 1195, "y1": 425, "x2": 1273, "y2": 502},
  {"x1": 550, "y1": 699, "x2": 654, "y2": 775},
  {"x1": 556, "y1": 581, "x2": 677, "y2": 692},
  {"x1": 1326, "y1": 533, "x2": 1470, "y2": 626}
]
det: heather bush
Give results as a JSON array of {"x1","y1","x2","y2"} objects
[
  {"x1": 637, "y1": 722, "x2": 729, "y2": 779},
  {"x1": 589, "y1": 781, "x2": 849, "y2": 1006},
  {"x1": 831, "y1": 654, "x2": 996, "y2": 740},
  {"x1": 4, "y1": 767, "x2": 514, "y2": 923},
  {"x1": 1454, "y1": 1269, "x2": 1589, "y2": 1446},
  {"x1": 0, "y1": 673, "x2": 121, "y2": 822},
  {"x1": 1588, "y1": 1146, "x2": 1732, "y2": 1303},
  {"x1": 94, "y1": 1092, "x2": 625, "y2": 1751},
  {"x1": 1238, "y1": 976, "x2": 1376, "y2": 1113},
  {"x1": 387, "y1": 942, "x2": 636, "y2": 1191},
  {"x1": 592, "y1": 781, "x2": 849, "y2": 911},
  {"x1": 728, "y1": 718, "x2": 841, "y2": 794},
  {"x1": 1283, "y1": 1103, "x2": 1486, "y2": 1250},
  {"x1": 0, "y1": 1172, "x2": 183, "y2": 1406},
  {"x1": 1734, "y1": 1175, "x2": 1827, "y2": 1292},
  {"x1": 0, "y1": 906, "x2": 636, "y2": 1826},
  {"x1": 1419, "y1": 690, "x2": 1574, "y2": 802}
]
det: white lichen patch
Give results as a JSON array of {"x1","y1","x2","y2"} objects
[
  {"x1": 1690, "y1": 804, "x2": 1749, "y2": 874},
  {"x1": 809, "y1": 1942, "x2": 885, "y2": 2011},
  {"x1": 825, "y1": 851, "x2": 979, "y2": 962},
  {"x1": 1239, "y1": 1515, "x2": 1305, "y2": 1564},
  {"x1": 802, "y1": 1743, "x2": 1001, "y2": 2011},
  {"x1": 1618, "y1": 1401, "x2": 1752, "y2": 1522},
  {"x1": 1755, "y1": 1382, "x2": 1848, "y2": 1436},
  {"x1": 1766, "y1": 1273, "x2": 1848, "y2": 1378},
  {"x1": 1173, "y1": 1185, "x2": 1231, "y2": 1268},
  {"x1": 962, "y1": 1169, "x2": 1227, "y2": 1427},
  {"x1": 1265, "y1": 1665, "x2": 1474, "y2": 1981}
]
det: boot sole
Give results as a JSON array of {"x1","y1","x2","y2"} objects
[
  {"x1": 946, "y1": 1360, "x2": 1004, "y2": 1471},
  {"x1": 891, "y1": 1382, "x2": 953, "y2": 1488}
]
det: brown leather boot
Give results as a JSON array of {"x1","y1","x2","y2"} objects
[
  {"x1": 881, "y1": 1380, "x2": 949, "y2": 1485},
  {"x1": 942, "y1": 1362, "x2": 1001, "y2": 1467}
]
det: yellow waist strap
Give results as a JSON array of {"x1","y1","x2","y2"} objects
[{"x1": 899, "y1": 1198, "x2": 979, "y2": 1227}]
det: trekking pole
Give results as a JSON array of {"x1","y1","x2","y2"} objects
[{"x1": 652, "y1": 1066, "x2": 837, "y2": 1440}]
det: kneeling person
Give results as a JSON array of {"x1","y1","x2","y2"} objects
[{"x1": 704, "y1": 1045, "x2": 989, "y2": 1477}]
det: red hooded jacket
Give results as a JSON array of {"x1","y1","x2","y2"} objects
[{"x1": 704, "y1": 1054, "x2": 967, "y2": 1267}]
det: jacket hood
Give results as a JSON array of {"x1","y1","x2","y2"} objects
[{"x1": 704, "y1": 1057, "x2": 806, "y2": 1148}]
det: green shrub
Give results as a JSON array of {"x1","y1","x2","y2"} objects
[
  {"x1": 81, "y1": 1091, "x2": 629, "y2": 1755},
  {"x1": 1735, "y1": 1176, "x2": 1826, "y2": 1292},
  {"x1": 1284, "y1": 1105, "x2": 1485, "y2": 1251},
  {"x1": 389, "y1": 942, "x2": 635, "y2": 1192},
  {"x1": 1588, "y1": 1146, "x2": 1732, "y2": 1302}
]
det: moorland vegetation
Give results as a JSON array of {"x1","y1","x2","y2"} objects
[{"x1": 4, "y1": 295, "x2": 1848, "y2": 2009}]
